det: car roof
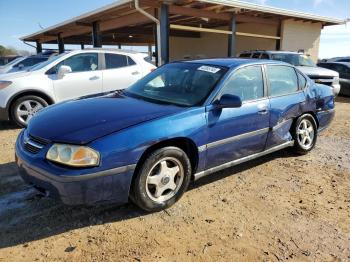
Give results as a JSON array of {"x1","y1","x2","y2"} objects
[
  {"x1": 185, "y1": 58, "x2": 288, "y2": 68},
  {"x1": 242, "y1": 50, "x2": 303, "y2": 55},
  {"x1": 82, "y1": 48, "x2": 143, "y2": 55},
  {"x1": 319, "y1": 62, "x2": 350, "y2": 67}
]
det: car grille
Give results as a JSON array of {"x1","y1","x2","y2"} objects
[
  {"x1": 309, "y1": 76, "x2": 334, "y2": 86},
  {"x1": 23, "y1": 134, "x2": 50, "y2": 154}
]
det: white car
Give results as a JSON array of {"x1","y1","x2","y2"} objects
[{"x1": 0, "y1": 49, "x2": 156, "y2": 127}]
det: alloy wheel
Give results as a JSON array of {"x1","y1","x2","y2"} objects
[
  {"x1": 296, "y1": 119, "x2": 315, "y2": 150},
  {"x1": 16, "y1": 100, "x2": 44, "y2": 125},
  {"x1": 145, "y1": 157, "x2": 184, "y2": 203}
]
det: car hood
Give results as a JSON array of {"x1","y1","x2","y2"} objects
[
  {"x1": 27, "y1": 93, "x2": 185, "y2": 144},
  {"x1": 296, "y1": 66, "x2": 339, "y2": 78},
  {"x1": 0, "y1": 70, "x2": 31, "y2": 79}
]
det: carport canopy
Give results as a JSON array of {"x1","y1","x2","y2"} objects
[{"x1": 21, "y1": 0, "x2": 346, "y2": 65}]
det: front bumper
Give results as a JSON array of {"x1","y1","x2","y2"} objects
[
  {"x1": 15, "y1": 132, "x2": 136, "y2": 205},
  {"x1": 0, "y1": 106, "x2": 9, "y2": 121},
  {"x1": 332, "y1": 84, "x2": 341, "y2": 97}
]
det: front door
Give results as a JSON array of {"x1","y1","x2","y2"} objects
[
  {"x1": 52, "y1": 52, "x2": 103, "y2": 101},
  {"x1": 206, "y1": 65, "x2": 270, "y2": 169}
]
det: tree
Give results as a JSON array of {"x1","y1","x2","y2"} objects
[{"x1": 0, "y1": 45, "x2": 18, "y2": 56}]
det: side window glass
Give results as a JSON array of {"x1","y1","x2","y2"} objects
[
  {"x1": 221, "y1": 66, "x2": 264, "y2": 102},
  {"x1": 62, "y1": 53, "x2": 98, "y2": 73},
  {"x1": 297, "y1": 70, "x2": 307, "y2": 89},
  {"x1": 267, "y1": 65, "x2": 298, "y2": 96},
  {"x1": 252, "y1": 53, "x2": 261, "y2": 59},
  {"x1": 127, "y1": 56, "x2": 136, "y2": 66},
  {"x1": 105, "y1": 53, "x2": 128, "y2": 69},
  {"x1": 261, "y1": 53, "x2": 269, "y2": 59},
  {"x1": 239, "y1": 53, "x2": 252, "y2": 58}
]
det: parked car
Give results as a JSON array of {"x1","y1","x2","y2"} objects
[
  {"x1": 0, "y1": 55, "x2": 22, "y2": 66},
  {"x1": 318, "y1": 62, "x2": 350, "y2": 96},
  {"x1": 15, "y1": 59, "x2": 335, "y2": 211},
  {"x1": 0, "y1": 54, "x2": 50, "y2": 74},
  {"x1": 323, "y1": 56, "x2": 350, "y2": 63},
  {"x1": 0, "y1": 49, "x2": 156, "y2": 126},
  {"x1": 239, "y1": 51, "x2": 341, "y2": 96}
]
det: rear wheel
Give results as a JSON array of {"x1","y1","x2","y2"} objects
[
  {"x1": 131, "y1": 147, "x2": 192, "y2": 212},
  {"x1": 11, "y1": 95, "x2": 48, "y2": 127},
  {"x1": 292, "y1": 114, "x2": 317, "y2": 154}
]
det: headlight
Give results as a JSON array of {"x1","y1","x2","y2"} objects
[
  {"x1": 46, "y1": 144, "x2": 100, "y2": 167},
  {"x1": 0, "y1": 81, "x2": 12, "y2": 89},
  {"x1": 332, "y1": 76, "x2": 339, "y2": 85}
]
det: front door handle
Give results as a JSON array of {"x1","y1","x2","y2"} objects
[
  {"x1": 131, "y1": 71, "x2": 140, "y2": 75},
  {"x1": 257, "y1": 104, "x2": 269, "y2": 115},
  {"x1": 89, "y1": 76, "x2": 100, "y2": 80}
]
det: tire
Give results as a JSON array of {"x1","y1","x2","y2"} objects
[
  {"x1": 131, "y1": 147, "x2": 192, "y2": 212},
  {"x1": 291, "y1": 114, "x2": 318, "y2": 155},
  {"x1": 10, "y1": 95, "x2": 48, "y2": 127}
]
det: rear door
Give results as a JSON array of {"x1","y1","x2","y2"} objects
[
  {"x1": 265, "y1": 65, "x2": 306, "y2": 148},
  {"x1": 51, "y1": 52, "x2": 103, "y2": 101},
  {"x1": 102, "y1": 53, "x2": 142, "y2": 92},
  {"x1": 205, "y1": 65, "x2": 270, "y2": 169}
]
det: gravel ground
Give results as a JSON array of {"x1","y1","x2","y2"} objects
[{"x1": 0, "y1": 97, "x2": 349, "y2": 262}]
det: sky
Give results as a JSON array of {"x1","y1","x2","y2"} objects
[{"x1": 0, "y1": 0, "x2": 349, "y2": 59}]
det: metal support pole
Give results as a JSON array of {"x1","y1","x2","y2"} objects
[
  {"x1": 153, "y1": 23, "x2": 159, "y2": 66},
  {"x1": 36, "y1": 40, "x2": 42, "y2": 54},
  {"x1": 57, "y1": 34, "x2": 64, "y2": 54},
  {"x1": 118, "y1": 43, "x2": 122, "y2": 49},
  {"x1": 160, "y1": 4, "x2": 169, "y2": 64},
  {"x1": 92, "y1": 21, "x2": 102, "y2": 48},
  {"x1": 148, "y1": 43, "x2": 152, "y2": 60},
  {"x1": 276, "y1": 20, "x2": 282, "y2": 50},
  {"x1": 228, "y1": 14, "x2": 236, "y2": 57},
  {"x1": 80, "y1": 43, "x2": 85, "y2": 49}
]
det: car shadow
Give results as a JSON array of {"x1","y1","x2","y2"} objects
[
  {"x1": 0, "y1": 149, "x2": 296, "y2": 249},
  {"x1": 0, "y1": 121, "x2": 20, "y2": 131},
  {"x1": 336, "y1": 95, "x2": 350, "y2": 103}
]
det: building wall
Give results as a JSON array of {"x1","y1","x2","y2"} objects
[
  {"x1": 169, "y1": 20, "x2": 322, "y2": 62},
  {"x1": 169, "y1": 23, "x2": 278, "y2": 61},
  {"x1": 281, "y1": 19, "x2": 322, "y2": 62}
]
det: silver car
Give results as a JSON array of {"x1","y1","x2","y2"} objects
[{"x1": 239, "y1": 51, "x2": 341, "y2": 96}]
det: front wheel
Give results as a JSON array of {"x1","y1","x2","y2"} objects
[
  {"x1": 131, "y1": 147, "x2": 192, "y2": 212},
  {"x1": 292, "y1": 114, "x2": 318, "y2": 154},
  {"x1": 11, "y1": 95, "x2": 48, "y2": 127}
]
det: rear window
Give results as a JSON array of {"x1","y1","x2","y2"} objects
[
  {"x1": 239, "y1": 53, "x2": 252, "y2": 58},
  {"x1": 105, "y1": 53, "x2": 128, "y2": 69},
  {"x1": 261, "y1": 53, "x2": 269, "y2": 59},
  {"x1": 252, "y1": 53, "x2": 261, "y2": 59},
  {"x1": 105, "y1": 53, "x2": 137, "y2": 69}
]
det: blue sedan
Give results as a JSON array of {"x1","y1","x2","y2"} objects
[{"x1": 15, "y1": 59, "x2": 335, "y2": 211}]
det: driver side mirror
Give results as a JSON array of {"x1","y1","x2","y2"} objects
[
  {"x1": 57, "y1": 65, "x2": 72, "y2": 79},
  {"x1": 216, "y1": 94, "x2": 242, "y2": 108}
]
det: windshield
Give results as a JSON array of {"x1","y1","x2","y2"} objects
[
  {"x1": 1, "y1": 57, "x2": 24, "y2": 67},
  {"x1": 29, "y1": 53, "x2": 65, "y2": 71},
  {"x1": 271, "y1": 53, "x2": 316, "y2": 67},
  {"x1": 125, "y1": 62, "x2": 227, "y2": 107}
]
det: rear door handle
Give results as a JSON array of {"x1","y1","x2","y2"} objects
[{"x1": 89, "y1": 76, "x2": 100, "y2": 80}]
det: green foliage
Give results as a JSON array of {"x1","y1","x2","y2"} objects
[{"x1": 0, "y1": 45, "x2": 17, "y2": 56}]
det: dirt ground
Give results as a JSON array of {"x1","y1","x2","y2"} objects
[{"x1": 0, "y1": 97, "x2": 349, "y2": 262}]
